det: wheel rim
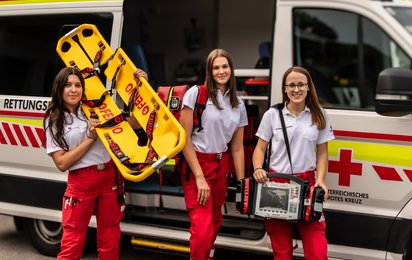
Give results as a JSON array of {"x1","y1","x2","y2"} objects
[{"x1": 33, "y1": 219, "x2": 62, "y2": 244}]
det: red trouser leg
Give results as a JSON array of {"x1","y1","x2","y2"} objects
[
  {"x1": 95, "y1": 169, "x2": 124, "y2": 260},
  {"x1": 298, "y1": 219, "x2": 328, "y2": 260},
  {"x1": 187, "y1": 202, "x2": 214, "y2": 260},
  {"x1": 211, "y1": 157, "x2": 228, "y2": 241},
  {"x1": 264, "y1": 218, "x2": 294, "y2": 260},
  {"x1": 181, "y1": 153, "x2": 229, "y2": 260},
  {"x1": 265, "y1": 171, "x2": 328, "y2": 259},
  {"x1": 58, "y1": 193, "x2": 95, "y2": 260},
  {"x1": 58, "y1": 164, "x2": 122, "y2": 260},
  {"x1": 208, "y1": 156, "x2": 228, "y2": 260}
]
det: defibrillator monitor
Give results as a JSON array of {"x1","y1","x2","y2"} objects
[{"x1": 253, "y1": 181, "x2": 303, "y2": 220}]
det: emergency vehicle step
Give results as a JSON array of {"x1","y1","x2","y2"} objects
[{"x1": 130, "y1": 237, "x2": 190, "y2": 253}]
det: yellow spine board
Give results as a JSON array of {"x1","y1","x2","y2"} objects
[{"x1": 56, "y1": 24, "x2": 186, "y2": 182}]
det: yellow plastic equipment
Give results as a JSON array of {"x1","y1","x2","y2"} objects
[{"x1": 56, "y1": 24, "x2": 186, "y2": 182}]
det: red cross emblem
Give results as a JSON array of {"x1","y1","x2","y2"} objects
[{"x1": 329, "y1": 149, "x2": 362, "y2": 186}]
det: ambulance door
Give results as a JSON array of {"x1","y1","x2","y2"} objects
[
  {"x1": 289, "y1": 5, "x2": 412, "y2": 259},
  {"x1": 0, "y1": 9, "x2": 117, "y2": 256}
]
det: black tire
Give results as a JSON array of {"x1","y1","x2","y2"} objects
[
  {"x1": 404, "y1": 235, "x2": 412, "y2": 260},
  {"x1": 23, "y1": 218, "x2": 62, "y2": 257},
  {"x1": 13, "y1": 216, "x2": 25, "y2": 232},
  {"x1": 22, "y1": 218, "x2": 96, "y2": 257}
]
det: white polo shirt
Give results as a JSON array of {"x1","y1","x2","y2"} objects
[
  {"x1": 45, "y1": 108, "x2": 111, "y2": 171},
  {"x1": 182, "y1": 86, "x2": 248, "y2": 153},
  {"x1": 256, "y1": 105, "x2": 334, "y2": 174}
]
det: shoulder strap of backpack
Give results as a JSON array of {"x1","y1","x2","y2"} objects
[{"x1": 193, "y1": 84, "x2": 208, "y2": 132}]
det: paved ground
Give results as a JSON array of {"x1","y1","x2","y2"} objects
[
  {"x1": 0, "y1": 214, "x2": 55, "y2": 260},
  {"x1": 0, "y1": 214, "x2": 274, "y2": 259},
  {"x1": 0, "y1": 214, "x2": 187, "y2": 260}
]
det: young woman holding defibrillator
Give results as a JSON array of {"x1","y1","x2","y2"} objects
[
  {"x1": 179, "y1": 48, "x2": 248, "y2": 260},
  {"x1": 252, "y1": 66, "x2": 334, "y2": 259}
]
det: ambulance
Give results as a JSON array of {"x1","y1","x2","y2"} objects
[{"x1": 0, "y1": 0, "x2": 411, "y2": 259}]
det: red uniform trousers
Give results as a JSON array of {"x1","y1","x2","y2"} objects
[
  {"x1": 180, "y1": 151, "x2": 229, "y2": 260},
  {"x1": 57, "y1": 160, "x2": 124, "y2": 260},
  {"x1": 265, "y1": 171, "x2": 327, "y2": 260}
]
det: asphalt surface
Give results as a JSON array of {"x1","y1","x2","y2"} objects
[
  {"x1": 0, "y1": 214, "x2": 274, "y2": 260},
  {"x1": 0, "y1": 214, "x2": 187, "y2": 260}
]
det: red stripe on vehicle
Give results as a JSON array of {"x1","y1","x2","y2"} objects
[
  {"x1": 404, "y1": 170, "x2": 412, "y2": 182},
  {"x1": 2, "y1": 122, "x2": 17, "y2": 145},
  {"x1": 334, "y1": 130, "x2": 412, "y2": 142},
  {"x1": 372, "y1": 165, "x2": 403, "y2": 181},
  {"x1": 35, "y1": 127, "x2": 45, "y2": 148},
  {"x1": 24, "y1": 126, "x2": 40, "y2": 148},
  {"x1": 0, "y1": 128, "x2": 7, "y2": 144},
  {"x1": 0, "y1": 110, "x2": 45, "y2": 118},
  {"x1": 12, "y1": 124, "x2": 28, "y2": 147}
]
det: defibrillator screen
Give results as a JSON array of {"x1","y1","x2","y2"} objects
[
  {"x1": 254, "y1": 181, "x2": 302, "y2": 220},
  {"x1": 259, "y1": 186, "x2": 289, "y2": 211}
]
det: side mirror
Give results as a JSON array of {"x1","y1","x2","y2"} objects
[{"x1": 375, "y1": 68, "x2": 412, "y2": 117}]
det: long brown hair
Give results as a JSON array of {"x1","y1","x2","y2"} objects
[
  {"x1": 43, "y1": 67, "x2": 85, "y2": 150},
  {"x1": 281, "y1": 66, "x2": 326, "y2": 130},
  {"x1": 205, "y1": 48, "x2": 239, "y2": 109}
]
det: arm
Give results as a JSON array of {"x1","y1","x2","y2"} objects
[
  {"x1": 133, "y1": 69, "x2": 148, "y2": 84},
  {"x1": 316, "y1": 142, "x2": 329, "y2": 200},
  {"x1": 50, "y1": 118, "x2": 99, "y2": 172},
  {"x1": 180, "y1": 106, "x2": 210, "y2": 205},
  {"x1": 126, "y1": 69, "x2": 149, "y2": 129},
  {"x1": 50, "y1": 138, "x2": 96, "y2": 172},
  {"x1": 252, "y1": 138, "x2": 269, "y2": 183},
  {"x1": 230, "y1": 127, "x2": 245, "y2": 180}
]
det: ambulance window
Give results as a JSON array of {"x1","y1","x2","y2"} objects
[
  {"x1": 293, "y1": 8, "x2": 412, "y2": 110},
  {"x1": 0, "y1": 13, "x2": 113, "y2": 97}
]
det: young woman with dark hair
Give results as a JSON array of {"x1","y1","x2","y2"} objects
[
  {"x1": 179, "y1": 49, "x2": 248, "y2": 260},
  {"x1": 253, "y1": 66, "x2": 335, "y2": 260}
]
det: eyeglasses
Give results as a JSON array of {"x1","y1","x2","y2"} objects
[{"x1": 285, "y1": 82, "x2": 308, "y2": 90}]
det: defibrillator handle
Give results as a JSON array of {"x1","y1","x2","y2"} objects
[{"x1": 266, "y1": 172, "x2": 309, "y2": 186}]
